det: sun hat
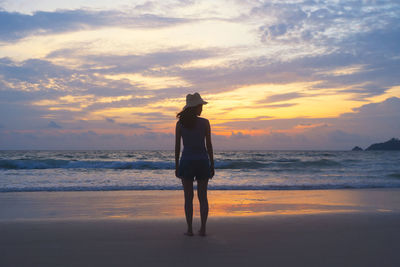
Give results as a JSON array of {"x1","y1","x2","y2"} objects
[{"x1": 183, "y1": 92, "x2": 208, "y2": 109}]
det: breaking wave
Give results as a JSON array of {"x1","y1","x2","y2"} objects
[{"x1": 0, "y1": 158, "x2": 341, "y2": 170}]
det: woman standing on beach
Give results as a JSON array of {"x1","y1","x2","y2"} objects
[{"x1": 175, "y1": 92, "x2": 215, "y2": 236}]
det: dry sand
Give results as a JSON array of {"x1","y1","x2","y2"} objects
[{"x1": 1, "y1": 189, "x2": 400, "y2": 267}]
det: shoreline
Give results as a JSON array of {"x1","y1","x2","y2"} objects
[
  {"x1": 3, "y1": 185, "x2": 400, "y2": 192},
  {"x1": 1, "y1": 188, "x2": 399, "y2": 221}
]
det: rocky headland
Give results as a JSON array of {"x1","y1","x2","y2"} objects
[{"x1": 352, "y1": 138, "x2": 400, "y2": 151}]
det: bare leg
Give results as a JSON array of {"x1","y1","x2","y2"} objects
[
  {"x1": 197, "y1": 179, "x2": 209, "y2": 236},
  {"x1": 182, "y1": 178, "x2": 194, "y2": 236}
]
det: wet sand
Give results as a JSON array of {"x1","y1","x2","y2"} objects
[{"x1": 1, "y1": 189, "x2": 400, "y2": 267}]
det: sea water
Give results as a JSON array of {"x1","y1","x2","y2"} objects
[{"x1": 1, "y1": 150, "x2": 400, "y2": 192}]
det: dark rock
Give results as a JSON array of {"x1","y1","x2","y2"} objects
[
  {"x1": 352, "y1": 146, "x2": 363, "y2": 151},
  {"x1": 366, "y1": 138, "x2": 400, "y2": 151}
]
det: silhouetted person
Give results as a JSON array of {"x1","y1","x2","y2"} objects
[{"x1": 175, "y1": 92, "x2": 215, "y2": 236}]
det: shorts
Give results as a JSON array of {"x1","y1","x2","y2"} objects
[{"x1": 178, "y1": 159, "x2": 211, "y2": 181}]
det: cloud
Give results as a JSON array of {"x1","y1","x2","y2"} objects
[
  {"x1": 262, "y1": 92, "x2": 305, "y2": 104},
  {"x1": 330, "y1": 97, "x2": 400, "y2": 143},
  {"x1": 213, "y1": 97, "x2": 400, "y2": 149},
  {"x1": 0, "y1": 130, "x2": 174, "y2": 150},
  {"x1": 0, "y1": 46, "x2": 222, "y2": 131},
  {"x1": 47, "y1": 121, "x2": 62, "y2": 129},
  {"x1": 1, "y1": 46, "x2": 219, "y2": 95},
  {"x1": 75, "y1": 48, "x2": 220, "y2": 74},
  {"x1": 254, "y1": 1, "x2": 400, "y2": 45},
  {"x1": 344, "y1": 97, "x2": 400, "y2": 119},
  {"x1": 0, "y1": 9, "x2": 190, "y2": 41},
  {"x1": 169, "y1": 30, "x2": 399, "y2": 97},
  {"x1": 262, "y1": 103, "x2": 298, "y2": 109},
  {"x1": 119, "y1": 123, "x2": 148, "y2": 129},
  {"x1": 0, "y1": 92, "x2": 52, "y2": 130},
  {"x1": 105, "y1": 117, "x2": 149, "y2": 129},
  {"x1": 130, "y1": 112, "x2": 172, "y2": 121},
  {"x1": 105, "y1": 117, "x2": 115, "y2": 123}
]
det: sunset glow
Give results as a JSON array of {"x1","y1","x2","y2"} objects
[{"x1": 1, "y1": 0, "x2": 399, "y2": 149}]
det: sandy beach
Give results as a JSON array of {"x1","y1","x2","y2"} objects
[{"x1": 1, "y1": 189, "x2": 400, "y2": 267}]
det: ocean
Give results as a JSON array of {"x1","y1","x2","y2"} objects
[{"x1": 1, "y1": 150, "x2": 400, "y2": 192}]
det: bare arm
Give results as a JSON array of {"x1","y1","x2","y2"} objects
[
  {"x1": 175, "y1": 121, "x2": 182, "y2": 178},
  {"x1": 205, "y1": 119, "x2": 215, "y2": 178}
]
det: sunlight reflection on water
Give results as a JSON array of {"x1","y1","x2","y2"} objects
[{"x1": 1, "y1": 189, "x2": 399, "y2": 221}]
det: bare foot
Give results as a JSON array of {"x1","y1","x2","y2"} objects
[
  {"x1": 184, "y1": 231, "x2": 194, "y2": 236},
  {"x1": 198, "y1": 230, "x2": 206, "y2": 237}
]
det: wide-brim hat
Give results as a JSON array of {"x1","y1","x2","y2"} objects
[{"x1": 183, "y1": 92, "x2": 208, "y2": 109}]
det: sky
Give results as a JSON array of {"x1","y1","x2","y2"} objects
[{"x1": 0, "y1": 0, "x2": 399, "y2": 150}]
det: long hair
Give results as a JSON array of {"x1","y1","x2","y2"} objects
[{"x1": 177, "y1": 106, "x2": 198, "y2": 129}]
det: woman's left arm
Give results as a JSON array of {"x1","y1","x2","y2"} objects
[
  {"x1": 175, "y1": 122, "x2": 182, "y2": 178},
  {"x1": 205, "y1": 120, "x2": 215, "y2": 178}
]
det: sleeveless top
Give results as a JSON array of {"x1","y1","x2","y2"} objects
[{"x1": 180, "y1": 117, "x2": 209, "y2": 161}]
